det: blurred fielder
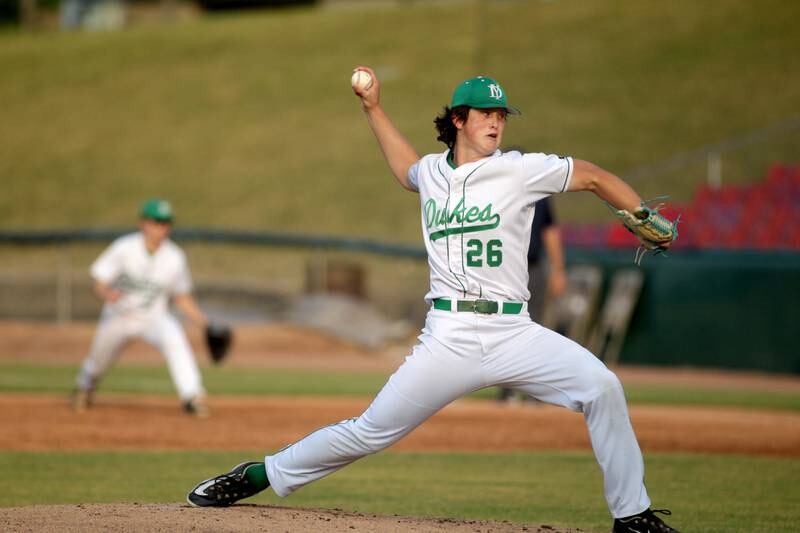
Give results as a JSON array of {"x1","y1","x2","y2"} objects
[
  {"x1": 72, "y1": 198, "x2": 212, "y2": 417},
  {"x1": 186, "y1": 69, "x2": 679, "y2": 533}
]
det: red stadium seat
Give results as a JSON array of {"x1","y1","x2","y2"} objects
[{"x1": 564, "y1": 164, "x2": 798, "y2": 251}]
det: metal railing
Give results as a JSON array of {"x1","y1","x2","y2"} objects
[{"x1": 623, "y1": 115, "x2": 800, "y2": 189}]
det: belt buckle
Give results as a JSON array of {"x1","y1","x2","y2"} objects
[{"x1": 473, "y1": 299, "x2": 498, "y2": 314}]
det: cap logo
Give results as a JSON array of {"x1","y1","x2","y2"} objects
[{"x1": 488, "y1": 84, "x2": 503, "y2": 100}]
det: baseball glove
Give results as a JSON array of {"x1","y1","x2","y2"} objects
[
  {"x1": 205, "y1": 324, "x2": 232, "y2": 365},
  {"x1": 611, "y1": 200, "x2": 679, "y2": 264}
]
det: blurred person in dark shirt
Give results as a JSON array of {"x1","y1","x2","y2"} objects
[{"x1": 498, "y1": 195, "x2": 567, "y2": 403}]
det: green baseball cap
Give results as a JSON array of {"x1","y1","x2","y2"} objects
[
  {"x1": 450, "y1": 76, "x2": 521, "y2": 115},
  {"x1": 139, "y1": 198, "x2": 174, "y2": 223}
]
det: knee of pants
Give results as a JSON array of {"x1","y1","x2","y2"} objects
[
  {"x1": 586, "y1": 367, "x2": 625, "y2": 402},
  {"x1": 332, "y1": 416, "x2": 407, "y2": 457}
]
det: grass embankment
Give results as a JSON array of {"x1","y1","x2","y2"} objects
[{"x1": 1, "y1": 0, "x2": 798, "y2": 241}]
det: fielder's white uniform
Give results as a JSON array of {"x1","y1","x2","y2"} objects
[
  {"x1": 75, "y1": 232, "x2": 205, "y2": 403},
  {"x1": 266, "y1": 149, "x2": 650, "y2": 518}
]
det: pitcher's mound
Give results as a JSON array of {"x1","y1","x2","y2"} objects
[{"x1": 1, "y1": 503, "x2": 593, "y2": 532}]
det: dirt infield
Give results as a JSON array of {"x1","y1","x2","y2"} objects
[
  {"x1": 2, "y1": 320, "x2": 800, "y2": 532},
  {"x1": 0, "y1": 503, "x2": 591, "y2": 533},
  {"x1": 2, "y1": 393, "x2": 799, "y2": 456}
]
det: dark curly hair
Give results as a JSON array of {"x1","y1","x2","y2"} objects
[{"x1": 434, "y1": 105, "x2": 470, "y2": 150}]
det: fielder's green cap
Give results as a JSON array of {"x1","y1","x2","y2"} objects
[
  {"x1": 139, "y1": 198, "x2": 174, "y2": 223},
  {"x1": 450, "y1": 76, "x2": 521, "y2": 115}
]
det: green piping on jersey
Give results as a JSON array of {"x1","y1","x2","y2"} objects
[
  {"x1": 460, "y1": 161, "x2": 488, "y2": 298},
  {"x1": 446, "y1": 149, "x2": 457, "y2": 169},
  {"x1": 441, "y1": 179, "x2": 468, "y2": 295},
  {"x1": 561, "y1": 156, "x2": 572, "y2": 192}
]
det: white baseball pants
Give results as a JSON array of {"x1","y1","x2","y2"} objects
[
  {"x1": 266, "y1": 310, "x2": 650, "y2": 518},
  {"x1": 76, "y1": 312, "x2": 205, "y2": 402}
]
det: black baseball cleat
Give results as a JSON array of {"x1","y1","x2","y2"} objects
[
  {"x1": 182, "y1": 398, "x2": 210, "y2": 418},
  {"x1": 70, "y1": 387, "x2": 95, "y2": 413},
  {"x1": 187, "y1": 462, "x2": 267, "y2": 507},
  {"x1": 613, "y1": 508, "x2": 680, "y2": 533}
]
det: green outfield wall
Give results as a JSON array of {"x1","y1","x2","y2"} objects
[{"x1": 568, "y1": 249, "x2": 800, "y2": 374}]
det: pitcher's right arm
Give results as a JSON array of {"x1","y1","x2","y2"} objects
[{"x1": 352, "y1": 66, "x2": 420, "y2": 192}]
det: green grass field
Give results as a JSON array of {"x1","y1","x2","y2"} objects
[
  {"x1": 1, "y1": 449, "x2": 798, "y2": 532},
  {"x1": 3, "y1": 361, "x2": 800, "y2": 411}
]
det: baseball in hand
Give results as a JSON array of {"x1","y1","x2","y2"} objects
[{"x1": 351, "y1": 69, "x2": 373, "y2": 92}]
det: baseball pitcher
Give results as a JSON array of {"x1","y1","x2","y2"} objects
[{"x1": 187, "y1": 70, "x2": 679, "y2": 533}]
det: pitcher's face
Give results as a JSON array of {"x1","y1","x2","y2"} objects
[{"x1": 455, "y1": 107, "x2": 507, "y2": 157}]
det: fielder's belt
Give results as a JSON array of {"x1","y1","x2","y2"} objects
[{"x1": 432, "y1": 298, "x2": 523, "y2": 315}]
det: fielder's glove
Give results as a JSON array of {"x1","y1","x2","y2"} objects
[
  {"x1": 205, "y1": 323, "x2": 232, "y2": 365},
  {"x1": 611, "y1": 200, "x2": 679, "y2": 264}
]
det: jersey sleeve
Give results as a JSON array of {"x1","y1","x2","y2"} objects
[
  {"x1": 90, "y1": 241, "x2": 123, "y2": 284},
  {"x1": 521, "y1": 153, "x2": 573, "y2": 198},
  {"x1": 172, "y1": 250, "x2": 193, "y2": 295},
  {"x1": 406, "y1": 159, "x2": 421, "y2": 192}
]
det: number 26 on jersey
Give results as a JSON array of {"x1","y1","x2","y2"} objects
[{"x1": 466, "y1": 239, "x2": 503, "y2": 267}]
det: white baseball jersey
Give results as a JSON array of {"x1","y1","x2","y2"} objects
[
  {"x1": 91, "y1": 232, "x2": 193, "y2": 318},
  {"x1": 408, "y1": 149, "x2": 572, "y2": 303},
  {"x1": 266, "y1": 149, "x2": 652, "y2": 519},
  {"x1": 77, "y1": 232, "x2": 204, "y2": 402}
]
